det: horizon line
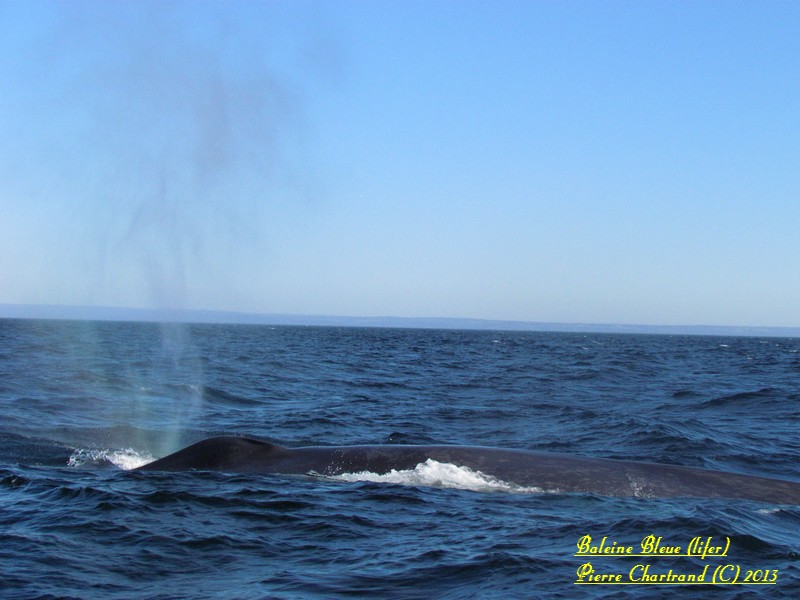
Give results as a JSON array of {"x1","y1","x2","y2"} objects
[{"x1": 1, "y1": 303, "x2": 798, "y2": 338}]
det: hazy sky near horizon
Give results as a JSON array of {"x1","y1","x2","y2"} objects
[{"x1": 1, "y1": 1, "x2": 799, "y2": 327}]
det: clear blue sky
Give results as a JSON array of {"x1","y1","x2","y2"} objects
[{"x1": 1, "y1": 0, "x2": 799, "y2": 327}]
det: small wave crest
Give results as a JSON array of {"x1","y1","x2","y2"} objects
[
  {"x1": 702, "y1": 387, "x2": 781, "y2": 408},
  {"x1": 67, "y1": 448, "x2": 155, "y2": 470},
  {"x1": 325, "y1": 459, "x2": 548, "y2": 494}
]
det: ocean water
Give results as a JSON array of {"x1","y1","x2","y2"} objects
[{"x1": 0, "y1": 319, "x2": 798, "y2": 599}]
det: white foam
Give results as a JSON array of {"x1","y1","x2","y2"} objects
[
  {"x1": 68, "y1": 448, "x2": 155, "y2": 470},
  {"x1": 757, "y1": 507, "x2": 782, "y2": 514},
  {"x1": 625, "y1": 476, "x2": 655, "y2": 499},
  {"x1": 325, "y1": 459, "x2": 548, "y2": 494}
]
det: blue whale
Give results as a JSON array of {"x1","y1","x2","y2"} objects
[{"x1": 135, "y1": 436, "x2": 800, "y2": 504}]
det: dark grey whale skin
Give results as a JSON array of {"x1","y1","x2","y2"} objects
[{"x1": 135, "y1": 436, "x2": 800, "y2": 504}]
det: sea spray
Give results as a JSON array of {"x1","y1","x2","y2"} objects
[
  {"x1": 67, "y1": 446, "x2": 155, "y2": 470},
  {"x1": 7, "y1": 2, "x2": 329, "y2": 460},
  {"x1": 328, "y1": 459, "x2": 548, "y2": 494},
  {"x1": 153, "y1": 322, "x2": 205, "y2": 457},
  {"x1": 57, "y1": 1, "x2": 318, "y2": 311}
]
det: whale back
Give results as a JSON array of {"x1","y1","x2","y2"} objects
[
  {"x1": 133, "y1": 436, "x2": 800, "y2": 504},
  {"x1": 136, "y1": 436, "x2": 287, "y2": 472}
]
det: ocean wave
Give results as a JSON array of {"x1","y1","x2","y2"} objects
[{"x1": 702, "y1": 387, "x2": 782, "y2": 408}]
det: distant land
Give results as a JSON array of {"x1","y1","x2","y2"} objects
[{"x1": 1, "y1": 303, "x2": 798, "y2": 338}]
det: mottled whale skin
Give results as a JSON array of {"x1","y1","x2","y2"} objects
[{"x1": 135, "y1": 436, "x2": 800, "y2": 504}]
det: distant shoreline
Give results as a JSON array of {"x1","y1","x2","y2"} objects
[{"x1": 1, "y1": 303, "x2": 798, "y2": 338}]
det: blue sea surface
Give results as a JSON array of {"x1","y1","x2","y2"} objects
[{"x1": 0, "y1": 319, "x2": 798, "y2": 598}]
